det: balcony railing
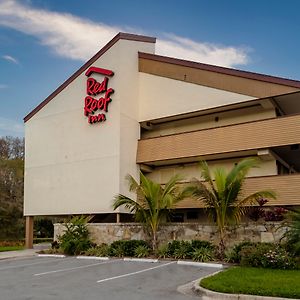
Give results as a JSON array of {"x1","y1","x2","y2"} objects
[
  {"x1": 137, "y1": 114, "x2": 300, "y2": 164},
  {"x1": 175, "y1": 173, "x2": 300, "y2": 208}
]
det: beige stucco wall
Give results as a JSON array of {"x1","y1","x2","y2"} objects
[
  {"x1": 146, "y1": 158, "x2": 278, "y2": 184},
  {"x1": 24, "y1": 39, "x2": 155, "y2": 216},
  {"x1": 24, "y1": 36, "x2": 280, "y2": 217},
  {"x1": 138, "y1": 73, "x2": 256, "y2": 122},
  {"x1": 142, "y1": 106, "x2": 276, "y2": 138}
]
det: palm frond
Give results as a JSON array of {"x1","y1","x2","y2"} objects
[{"x1": 226, "y1": 158, "x2": 258, "y2": 187}]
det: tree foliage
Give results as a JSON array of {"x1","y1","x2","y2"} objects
[
  {"x1": 186, "y1": 158, "x2": 276, "y2": 258},
  {"x1": 113, "y1": 172, "x2": 188, "y2": 250},
  {"x1": 0, "y1": 136, "x2": 24, "y2": 239}
]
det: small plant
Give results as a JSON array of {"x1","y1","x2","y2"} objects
[
  {"x1": 58, "y1": 215, "x2": 92, "y2": 255},
  {"x1": 191, "y1": 240, "x2": 214, "y2": 250},
  {"x1": 240, "y1": 243, "x2": 296, "y2": 269},
  {"x1": 167, "y1": 240, "x2": 181, "y2": 257},
  {"x1": 264, "y1": 207, "x2": 287, "y2": 222},
  {"x1": 134, "y1": 245, "x2": 150, "y2": 258},
  {"x1": 282, "y1": 209, "x2": 300, "y2": 256},
  {"x1": 248, "y1": 198, "x2": 268, "y2": 221},
  {"x1": 84, "y1": 244, "x2": 110, "y2": 257},
  {"x1": 225, "y1": 241, "x2": 256, "y2": 263},
  {"x1": 109, "y1": 240, "x2": 150, "y2": 257},
  {"x1": 192, "y1": 247, "x2": 214, "y2": 262},
  {"x1": 156, "y1": 243, "x2": 169, "y2": 258},
  {"x1": 173, "y1": 241, "x2": 193, "y2": 259}
]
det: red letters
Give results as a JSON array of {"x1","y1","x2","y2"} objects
[
  {"x1": 84, "y1": 66, "x2": 114, "y2": 125},
  {"x1": 86, "y1": 77, "x2": 108, "y2": 95},
  {"x1": 88, "y1": 113, "x2": 106, "y2": 124}
]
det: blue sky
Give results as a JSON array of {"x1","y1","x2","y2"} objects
[{"x1": 1, "y1": 0, "x2": 300, "y2": 137}]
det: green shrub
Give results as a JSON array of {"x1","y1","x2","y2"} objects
[
  {"x1": 226, "y1": 241, "x2": 256, "y2": 263},
  {"x1": 84, "y1": 244, "x2": 110, "y2": 257},
  {"x1": 282, "y1": 209, "x2": 300, "y2": 256},
  {"x1": 173, "y1": 241, "x2": 193, "y2": 259},
  {"x1": 191, "y1": 240, "x2": 214, "y2": 250},
  {"x1": 240, "y1": 243, "x2": 296, "y2": 269},
  {"x1": 134, "y1": 245, "x2": 151, "y2": 258},
  {"x1": 58, "y1": 216, "x2": 92, "y2": 255},
  {"x1": 109, "y1": 240, "x2": 150, "y2": 257},
  {"x1": 167, "y1": 240, "x2": 181, "y2": 256},
  {"x1": 192, "y1": 247, "x2": 214, "y2": 262},
  {"x1": 156, "y1": 243, "x2": 169, "y2": 258},
  {"x1": 163, "y1": 240, "x2": 214, "y2": 259}
]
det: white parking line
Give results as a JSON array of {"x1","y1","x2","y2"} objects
[
  {"x1": 34, "y1": 259, "x2": 120, "y2": 276},
  {"x1": 97, "y1": 261, "x2": 176, "y2": 283}
]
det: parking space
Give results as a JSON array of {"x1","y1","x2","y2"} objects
[{"x1": 0, "y1": 256, "x2": 216, "y2": 299}]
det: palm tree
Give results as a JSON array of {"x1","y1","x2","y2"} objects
[
  {"x1": 283, "y1": 209, "x2": 300, "y2": 256},
  {"x1": 186, "y1": 158, "x2": 276, "y2": 258},
  {"x1": 113, "y1": 172, "x2": 188, "y2": 250}
]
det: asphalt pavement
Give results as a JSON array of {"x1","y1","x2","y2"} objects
[{"x1": 0, "y1": 256, "x2": 217, "y2": 300}]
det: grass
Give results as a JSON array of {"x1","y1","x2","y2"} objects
[
  {"x1": 0, "y1": 246, "x2": 25, "y2": 252},
  {"x1": 200, "y1": 267, "x2": 300, "y2": 299}
]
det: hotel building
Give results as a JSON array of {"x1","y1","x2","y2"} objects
[{"x1": 24, "y1": 33, "x2": 300, "y2": 247}]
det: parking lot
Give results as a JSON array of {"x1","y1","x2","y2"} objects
[{"x1": 0, "y1": 256, "x2": 217, "y2": 300}]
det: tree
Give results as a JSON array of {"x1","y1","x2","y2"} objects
[
  {"x1": 0, "y1": 136, "x2": 25, "y2": 240},
  {"x1": 113, "y1": 172, "x2": 188, "y2": 250},
  {"x1": 186, "y1": 158, "x2": 276, "y2": 258},
  {"x1": 283, "y1": 209, "x2": 300, "y2": 256}
]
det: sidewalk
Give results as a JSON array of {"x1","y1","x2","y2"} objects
[{"x1": 0, "y1": 243, "x2": 50, "y2": 260}]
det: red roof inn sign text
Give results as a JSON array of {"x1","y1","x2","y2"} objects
[{"x1": 84, "y1": 67, "x2": 114, "y2": 124}]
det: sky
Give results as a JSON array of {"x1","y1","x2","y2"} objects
[{"x1": 1, "y1": 0, "x2": 300, "y2": 137}]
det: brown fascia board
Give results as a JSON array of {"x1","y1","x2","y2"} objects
[
  {"x1": 24, "y1": 32, "x2": 156, "y2": 122},
  {"x1": 138, "y1": 52, "x2": 300, "y2": 89}
]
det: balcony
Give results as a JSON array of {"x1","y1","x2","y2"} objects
[
  {"x1": 137, "y1": 114, "x2": 300, "y2": 165},
  {"x1": 175, "y1": 173, "x2": 300, "y2": 208}
]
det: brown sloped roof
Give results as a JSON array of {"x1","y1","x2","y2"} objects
[
  {"x1": 24, "y1": 32, "x2": 156, "y2": 122},
  {"x1": 138, "y1": 52, "x2": 300, "y2": 88}
]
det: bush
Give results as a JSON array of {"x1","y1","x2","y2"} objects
[
  {"x1": 240, "y1": 243, "x2": 296, "y2": 269},
  {"x1": 226, "y1": 241, "x2": 256, "y2": 263},
  {"x1": 134, "y1": 245, "x2": 151, "y2": 258},
  {"x1": 58, "y1": 216, "x2": 92, "y2": 255},
  {"x1": 84, "y1": 244, "x2": 110, "y2": 257},
  {"x1": 173, "y1": 241, "x2": 193, "y2": 259},
  {"x1": 192, "y1": 247, "x2": 214, "y2": 262},
  {"x1": 156, "y1": 243, "x2": 169, "y2": 258},
  {"x1": 109, "y1": 240, "x2": 150, "y2": 257},
  {"x1": 167, "y1": 240, "x2": 181, "y2": 257},
  {"x1": 282, "y1": 209, "x2": 300, "y2": 256},
  {"x1": 191, "y1": 240, "x2": 214, "y2": 250},
  {"x1": 163, "y1": 240, "x2": 214, "y2": 259}
]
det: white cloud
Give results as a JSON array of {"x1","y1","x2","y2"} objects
[
  {"x1": 0, "y1": 0, "x2": 249, "y2": 67},
  {"x1": 0, "y1": 117, "x2": 24, "y2": 137},
  {"x1": 2, "y1": 54, "x2": 18, "y2": 64},
  {"x1": 157, "y1": 34, "x2": 249, "y2": 67}
]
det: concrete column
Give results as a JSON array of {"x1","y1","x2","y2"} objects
[
  {"x1": 116, "y1": 213, "x2": 120, "y2": 223},
  {"x1": 25, "y1": 216, "x2": 34, "y2": 249}
]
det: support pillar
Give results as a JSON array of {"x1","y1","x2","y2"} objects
[
  {"x1": 25, "y1": 216, "x2": 34, "y2": 249},
  {"x1": 116, "y1": 213, "x2": 120, "y2": 223}
]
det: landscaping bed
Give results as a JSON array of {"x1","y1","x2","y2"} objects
[{"x1": 200, "y1": 266, "x2": 300, "y2": 299}]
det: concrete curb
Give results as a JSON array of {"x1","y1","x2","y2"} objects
[
  {"x1": 76, "y1": 256, "x2": 109, "y2": 260},
  {"x1": 177, "y1": 260, "x2": 223, "y2": 268},
  {"x1": 123, "y1": 257, "x2": 159, "y2": 263},
  {"x1": 192, "y1": 271, "x2": 297, "y2": 300},
  {"x1": 38, "y1": 254, "x2": 66, "y2": 258}
]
